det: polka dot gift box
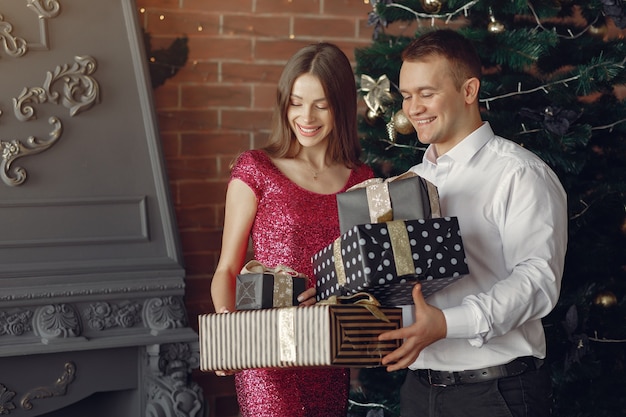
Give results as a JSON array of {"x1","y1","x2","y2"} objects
[{"x1": 312, "y1": 217, "x2": 469, "y2": 306}]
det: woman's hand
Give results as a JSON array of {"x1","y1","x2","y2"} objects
[
  {"x1": 214, "y1": 307, "x2": 237, "y2": 376},
  {"x1": 297, "y1": 287, "x2": 317, "y2": 306}
]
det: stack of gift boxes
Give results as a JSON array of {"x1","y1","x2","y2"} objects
[{"x1": 199, "y1": 173, "x2": 469, "y2": 372}]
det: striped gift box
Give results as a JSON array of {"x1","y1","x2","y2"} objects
[{"x1": 198, "y1": 304, "x2": 402, "y2": 371}]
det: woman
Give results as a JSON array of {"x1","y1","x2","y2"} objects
[{"x1": 210, "y1": 42, "x2": 374, "y2": 417}]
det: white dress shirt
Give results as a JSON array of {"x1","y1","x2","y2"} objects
[{"x1": 408, "y1": 122, "x2": 568, "y2": 371}]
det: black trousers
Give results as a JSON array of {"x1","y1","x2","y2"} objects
[{"x1": 400, "y1": 365, "x2": 553, "y2": 417}]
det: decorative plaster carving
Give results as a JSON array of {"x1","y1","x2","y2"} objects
[
  {"x1": 27, "y1": 0, "x2": 62, "y2": 19},
  {"x1": 145, "y1": 343, "x2": 203, "y2": 417},
  {"x1": 144, "y1": 297, "x2": 188, "y2": 334},
  {"x1": 0, "y1": 1, "x2": 61, "y2": 56},
  {"x1": 0, "y1": 309, "x2": 33, "y2": 336},
  {"x1": 85, "y1": 301, "x2": 142, "y2": 331},
  {"x1": 1, "y1": 116, "x2": 62, "y2": 186},
  {"x1": 0, "y1": 384, "x2": 16, "y2": 415},
  {"x1": 13, "y1": 55, "x2": 99, "y2": 121},
  {"x1": 20, "y1": 361, "x2": 76, "y2": 410},
  {"x1": 0, "y1": 14, "x2": 27, "y2": 58},
  {"x1": 33, "y1": 304, "x2": 81, "y2": 340},
  {"x1": 1, "y1": 55, "x2": 99, "y2": 186}
]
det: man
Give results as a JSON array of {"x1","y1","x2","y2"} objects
[{"x1": 378, "y1": 29, "x2": 568, "y2": 417}]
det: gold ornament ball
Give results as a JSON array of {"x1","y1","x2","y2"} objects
[
  {"x1": 364, "y1": 108, "x2": 381, "y2": 126},
  {"x1": 487, "y1": 18, "x2": 505, "y2": 34},
  {"x1": 421, "y1": 0, "x2": 442, "y2": 14},
  {"x1": 593, "y1": 290, "x2": 618, "y2": 308},
  {"x1": 393, "y1": 110, "x2": 415, "y2": 135}
]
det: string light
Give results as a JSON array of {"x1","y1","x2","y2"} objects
[
  {"x1": 385, "y1": 0, "x2": 606, "y2": 38},
  {"x1": 387, "y1": 0, "x2": 480, "y2": 23}
]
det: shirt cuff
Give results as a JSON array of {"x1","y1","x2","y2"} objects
[{"x1": 442, "y1": 304, "x2": 485, "y2": 347}]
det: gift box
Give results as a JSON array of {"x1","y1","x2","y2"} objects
[
  {"x1": 337, "y1": 172, "x2": 440, "y2": 234},
  {"x1": 198, "y1": 302, "x2": 402, "y2": 371},
  {"x1": 313, "y1": 217, "x2": 469, "y2": 306},
  {"x1": 235, "y1": 261, "x2": 308, "y2": 310}
]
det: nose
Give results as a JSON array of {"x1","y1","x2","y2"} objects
[
  {"x1": 301, "y1": 105, "x2": 316, "y2": 123},
  {"x1": 404, "y1": 99, "x2": 425, "y2": 118}
]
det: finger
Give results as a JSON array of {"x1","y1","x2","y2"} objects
[
  {"x1": 383, "y1": 345, "x2": 420, "y2": 372},
  {"x1": 412, "y1": 283, "x2": 425, "y2": 305},
  {"x1": 299, "y1": 297, "x2": 316, "y2": 307},
  {"x1": 379, "y1": 326, "x2": 411, "y2": 341},
  {"x1": 297, "y1": 287, "x2": 316, "y2": 303},
  {"x1": 381, "y1": 336, "x2": 417, "y2": 363},
  {"x1": 386, "y1": 359, "x2": 410, "y2": 373}
]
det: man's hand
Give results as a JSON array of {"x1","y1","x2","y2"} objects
[{"x1": 378, "y1": 283, "x2": 447, "y2": 372}]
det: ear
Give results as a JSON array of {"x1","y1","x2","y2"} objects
[{"x1": 463, "y1": 77, "x2": 480, "y2": 104}]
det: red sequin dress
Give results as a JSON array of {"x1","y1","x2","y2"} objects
[{"x1": 230, "y1": 149, "x2": 374, "y2": 417}]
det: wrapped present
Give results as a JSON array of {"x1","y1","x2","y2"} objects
[
  {"x1": 236, "y1": 261, "x2": 308, "y2": 310},
  {"x1": 337, "y1": 171, "x2": 440, "y2": 234},
  {"x1": 199, "y1": 294, "x2": 402, "y2": 371},
  {"x1": 313, "y1": 217, "x2": 469, "y2": 306}
]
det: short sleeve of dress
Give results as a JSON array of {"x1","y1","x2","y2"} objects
[{"x1": 230, "y1": 150, "x2": 268, "y2": 201}]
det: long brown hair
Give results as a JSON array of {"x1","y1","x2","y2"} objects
[{"x1": 263, "y1": 42, "x2": 362, "y2": 168}]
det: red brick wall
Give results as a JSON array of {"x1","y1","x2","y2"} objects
[{"x1": 134, "y1": 1, "x2": 376, "y2": 415}]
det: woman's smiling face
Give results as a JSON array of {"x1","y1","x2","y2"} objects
[{"x1": 288, "y1": 73, "x2": 334, "y2": 148}]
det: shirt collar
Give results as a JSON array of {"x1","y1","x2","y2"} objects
[{"x1": 424, "y1": 122, "x2": 494, "y2": 165}]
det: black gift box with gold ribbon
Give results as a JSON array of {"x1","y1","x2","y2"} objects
[
  {"x1": 235, "y1": 260, "x2": 308, "y2": 310},
  {"x1": 312, "y1": 217, "x2": 469, "y2": 306},
  {"x1": 336, "y1": 172, "x2": 439, "y2": 235}
]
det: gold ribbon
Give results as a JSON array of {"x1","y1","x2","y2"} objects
[
  {"x1": 278, "y1": 308, "x2": 296, "y2": 364},
  {"x1": 240, "y1": 260, "x2": 308, "y2": 308},
  {"x1": 333, "y1": 238, "x2": 347, "y2": 287},
  {"x1": 319, "y1": 292, "x2": 390, "y2": 322},
  {"x1": 332, "y1": 220, "x2": 415, "y2": 290},
  {"x1": 346, "y1": 171, "x2": 442, "y2": 223},
  {"x1": 360, "y1": 74, "x2": 392, "y2": 114},
  {"x1": 387, "y1": 220, "x2": 414, "y2": 276}
]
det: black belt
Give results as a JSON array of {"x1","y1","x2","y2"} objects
[{"x1": 416, "y1": 356, "x2": 542, "y2": 387}]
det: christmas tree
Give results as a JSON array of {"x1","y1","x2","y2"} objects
[{"x1": 350, "y1": 1, "x2": 626, "y2": 416}]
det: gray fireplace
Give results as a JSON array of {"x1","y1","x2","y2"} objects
[{"x1": 0, "y1": 1, "x2": 202, "y2": 416}]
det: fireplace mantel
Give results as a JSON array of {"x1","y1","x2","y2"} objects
[{"x1": 0, "y1": 1, "x2": 202, "y2": 416}]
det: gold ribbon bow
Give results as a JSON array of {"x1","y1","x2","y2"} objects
[
  {"x1": 240, "y1": 260, "x2": 307, "y2": 308},
  {"x1": 319, "y1": 292, "x2": 390, "y2": 323},
  {"x1": 360, "y1": 74, "x2": 392, "y2": 114},
  {"x1": 347, "y1": 171, "x2": 441, "y2": 222}
]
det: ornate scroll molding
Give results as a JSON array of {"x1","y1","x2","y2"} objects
[
  {"x1": 13, "y1": 55, "x2": 99, "y2": 121},
  {"x1": 27, "y1": 0, "x2": 62, "y2": 19},
  {"x1": 0, "y1": 1, "x2": 61, "y2": 57},
  {"x1": 144, "y1": 297, "x2": 188, "y2": 334},
  {"x1": 0, "y1": 384, "x2": 16, "y2": 415},
  {"x1": 20, "y1": 361, "x2": 76, "y2": 410},
  {"x1": 145, "y1": 343, "x2": 203, "y2": 417},
  {"x1": 1, "y1": 116, "x2": 62, "y2": 186},
  {"x1": 2, "y1": 55, "x2": 99, "y2": 186},
  {"x1": 33, "y1": 304, "x2": 82, "y2": 341},
  {"x1": 84, "y1": 301, "x2": 142, "y2": 331},
  {"x1": 0, "y1": 14, "x2": 27, "y2": 58}
]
